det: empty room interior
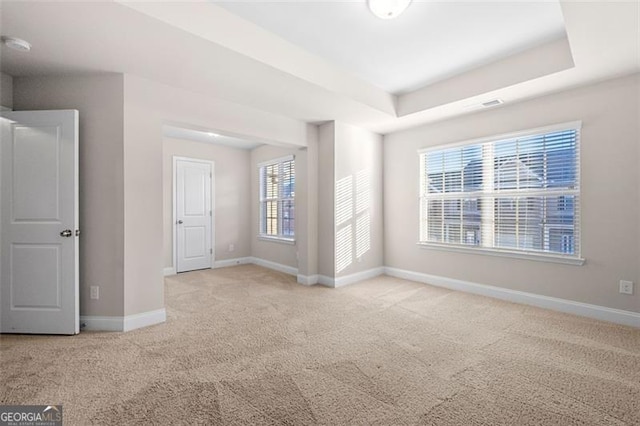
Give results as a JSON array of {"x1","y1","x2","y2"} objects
[{"x1": 1, "y1": 0, "x2": 639, "y2": 424}]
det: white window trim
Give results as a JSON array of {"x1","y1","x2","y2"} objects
[
  {"x1": 418, "y1": 121, "x2": 583, "y2": 264},
  {"x1": 257, "y1": 155, "x2": 295, "y2": 168},
  {"x1": 259, "y1": 155, "x2": 295, "y2": 242},
  {"x1": 257, "y1": 235, "x2": 296, "y2": 245},
  {"x1": 417, "y1": 242, "x2": 585, "y2": 265}
]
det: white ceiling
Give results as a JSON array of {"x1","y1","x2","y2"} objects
[
  {"x1": 217, "y1": 0, "x2": 567, "y2": 94},
  {"x1": 164, "y1": 125, "x2": 263, "y2": 150},
  {"x1": 0, "y1": 1, "x2": 638, "y2": 136}
]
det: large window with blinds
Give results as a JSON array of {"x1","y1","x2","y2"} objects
[
  {"x1": 259, "y1": 155, "x2": 295, "y2": 241},
  {"x1": 419, "y1": 122, "x2": 581, "y2": 261}
]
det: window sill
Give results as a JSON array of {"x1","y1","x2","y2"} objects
[
  {"x1": 417, "y1": 242, "x2": 585, "y2": 266},
  {"x1": 258, "y1": 235, "x2": 296, "y2": 245}
]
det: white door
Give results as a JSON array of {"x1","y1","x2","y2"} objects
[
  {"x1": 175, "y1": 158, "x2": 213, "y2": 273},
  {"x1": 1, "y1": 110, "x2": 79, "y2": 335}
]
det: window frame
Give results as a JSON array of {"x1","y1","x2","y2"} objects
[
  {"x1": 258, "y1": 155, "x2": 295, "y2": 243},
  {"x1": 417, "y1": 121, "x2": 584, "y2": 266}
]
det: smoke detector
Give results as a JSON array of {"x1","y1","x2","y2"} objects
[
  {"x1": 368, "y1": 0, "x2": 412, "y2": 20},
  {"x1": 2, "y1": 36, "x2": 32, "y2": 52}
]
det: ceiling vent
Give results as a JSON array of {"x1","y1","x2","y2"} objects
[{"x1": 481, "y1": 99, "x2": 504, "y2": 108}]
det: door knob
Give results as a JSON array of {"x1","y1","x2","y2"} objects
[
  {"x1": 60, "y1": 229, "x2": 72, "y2": 237},
  {"x1": 177, "y1": 220, "x2": 183, "y2": 224}
]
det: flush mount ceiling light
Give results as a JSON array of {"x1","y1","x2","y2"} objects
[
  {"x1": 2, "y1": 36, "x2": 31, "y2": 52},
  {"x1": 368, "y1": 0, "x2": 412, "y2": 20}
]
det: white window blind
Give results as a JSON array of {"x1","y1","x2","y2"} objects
[
  {"x1": 419, "y1": 122, "x2": 580, "y2": 259},
  {"x1": 259, "y1": 156, "x2": 295, "y2": 239}
]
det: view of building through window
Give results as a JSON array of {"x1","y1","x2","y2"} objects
[
  {"x1": 420, "y1": 125, "x2": 580, "y2": 257},
  {"x1": 260, "y1": 157, "x2": 295, "y2": 239}
]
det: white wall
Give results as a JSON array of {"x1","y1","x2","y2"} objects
[
  {"x1": 334, "y1": 121, "x2": 384, "y2": 277},
  {"x1": 12, "y1": 69, "x2": 637, "y2": 325},
  {"x1": 11, "y1": 72, "x2": 313, "y2": 321},
  {"x1": 317, "y1": 122, "x2": 336, "y2": 277},
  {"x1": 314, "y1": 121, "x2": 384, "y2": 280},
  {"x1": 0, "y1": 73, "x2": 13, "y2": 109},
  {"x1": 163, "y1": 137, "x2": 251, "y2": 269},
  {"x1": 296, "y1": 124, "x2": 319, "y2": 278},
  {"x1": 122, "y1": 74, "x2": 312, "y2": 316},
  {"x1": 13, "y1": 74, "x2": 126, "y2": 317},
  {"x1": 250, "y1": 144, "x2": 301, "y2": 269},
  {"x1": 384, "y1": 73, "x2": 640, "y2": 313}
]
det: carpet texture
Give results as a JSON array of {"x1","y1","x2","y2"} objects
[{"x1": 1, "y1": 265, "x2": 639, "y2": 425}]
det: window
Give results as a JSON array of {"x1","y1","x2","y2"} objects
[
  {"x1": 419, "y1": 122, "x2": 581, "y2": 261},
  {"x1": 259, "y1": 155, "x2": 295, "y2": 241}
]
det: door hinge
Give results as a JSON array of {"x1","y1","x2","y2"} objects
[
  {"x1": 210, "y1": 248, "x2": 213, "y2": 254},
  {"x1": 210, "y1": 210, "x2": 212, "y2": 216}
]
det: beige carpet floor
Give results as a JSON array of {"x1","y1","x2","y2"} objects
[{"x1": 1, "y1": 265, "x2": 639, "y2": 425}]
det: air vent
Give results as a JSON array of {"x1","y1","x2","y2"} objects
[{"x1": 481, "y1": 99, "x2": 504, "y2": 108}]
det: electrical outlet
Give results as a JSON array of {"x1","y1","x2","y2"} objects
[
  {"x1": 228, "y1": 244, "x2": 235, "y2": 252},
  {"x1": 90, "y1": 286, "x2": 100, "y2": 300},
  {"x1": 619, "y1": 280, "x2": 634, "y2": 295}
]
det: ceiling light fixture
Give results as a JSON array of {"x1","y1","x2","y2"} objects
[
  {"x1": 208, "y1": 132, "x2": 217, "y2": 137},
  {"x1": 2, "y1": 36, "x2": 31, "y2": 52},
  {"x1": 368, "y1": 0, "x2": 412, "y2": 20}
]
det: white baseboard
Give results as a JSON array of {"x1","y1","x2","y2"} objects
[
  {"x1": 165, "y1": 258, "x2": 252, "y2": 275},
  {"x1": 312, "y1": 267, "x2": 385, "y2": 288},
  {"x1": 80, "y1": 308, "x2": 166, "y2": 332},
  {"x1": 317, "y1": 275, "x2": 335, "y2": 287},
  {"x1": 123, "y1": 308, "x2": 166, "y2": 332},
  {"x1": 166, "y1": 259, "x2": 638, "y2": 327},
  {"x1": 250, "y1": 257, "x2": 298, "y2": 276},
  {"x1": 80, "y1": 315, "x2": 124, "y2": 332},
  {"x1": 169, "y1": 256, "x2": 294, "y2": 275},
  {"x1": 335, "y1": 267, "x2": 385, "y2": 288},
  {"x1": 333, "y1": 267, "x2": 385, "y2": 288},
  {"x1": 297, "y1": 274, "x2": 319, "y2": 285},
  {"x1": 214, "y1": 257, "x2": 252, "y2": 269},
  {"x1": 384, "y1": 267, "x2": 640, "y2": 328}
]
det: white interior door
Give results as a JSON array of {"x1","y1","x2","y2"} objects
[
  {"x1": 1, "y1": 110, "x2": 79, "y2": 335},
  {"x1": 175, "y1": 158, "x2": 213, "y2": 273}
]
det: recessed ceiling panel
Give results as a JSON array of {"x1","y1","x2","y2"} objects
[{"x1": 217, "y1": 0, "x2": 567, "y2": 94}]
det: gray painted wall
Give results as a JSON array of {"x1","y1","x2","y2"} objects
[
  {"x1": 384, "y1": 73, "x2": 640, "y2": 313},
  {"x1": 334, "y1": 121, "x2": 384, "y2": 278},
  {"x1": 0, "y1": 72, "x2": 13, "y2": 109},
  {"x1": 13, "y1": 74, "x2": 126, "y2": 317},
  {"x1": 122, "y1": 74, "x2": 309, "y2": 316},
  {"x1": 296, "y1": 124, "x2": 319, "y2": 278},
  {"x1": 163, "y1": 137, "x2": 252, "y2": 269},
  {"x1": 317, "y1": 122, "x2": 336, "y2": 278},
  {"x1": 10, "y1": 70, "x2": 638, "y2": 323}
]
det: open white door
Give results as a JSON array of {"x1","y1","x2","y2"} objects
[
  {"x1": 1, "y1": 110, "x2": 79, "y2": 335},
  {"x1": 174, "y1": 157, "x2": 213, "y2": 273}
]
